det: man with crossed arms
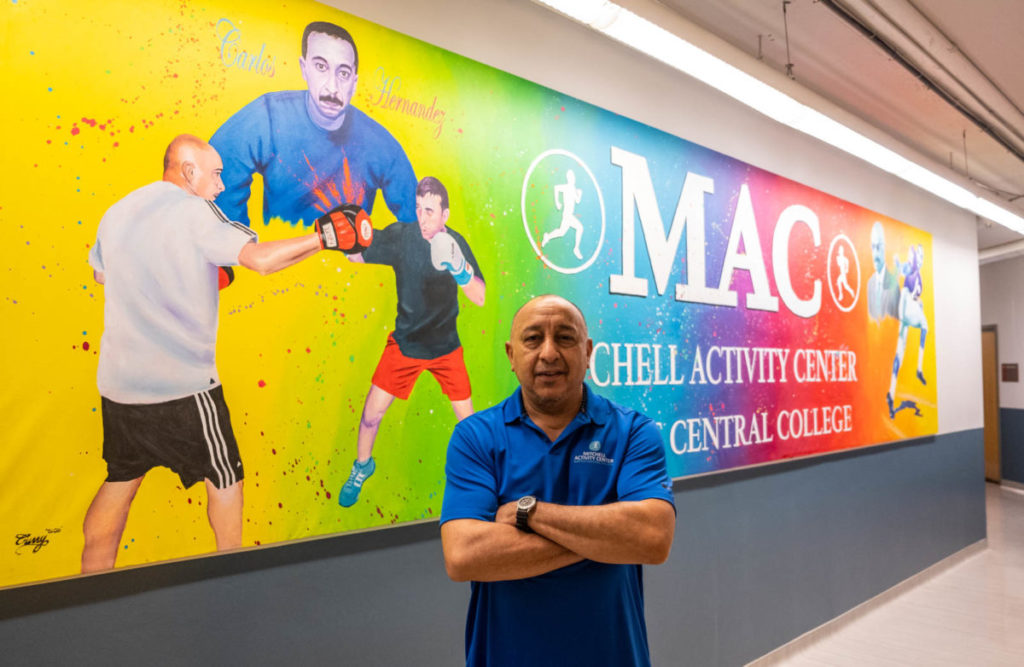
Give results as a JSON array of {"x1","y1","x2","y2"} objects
[{"x1": 440, "y1": 295, "x2": 676, "y2": 666}]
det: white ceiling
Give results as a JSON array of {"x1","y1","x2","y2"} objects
[{"x1": 655, "y1": 0, "x2": 1024, "y2": 253}]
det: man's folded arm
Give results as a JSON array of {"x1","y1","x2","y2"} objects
[
  {"x1": 526, "y1": 498, "x2": 675, "y2": 565},
  {"x1": 441, "y1": 518, "x2": 583, "y2": 582}
]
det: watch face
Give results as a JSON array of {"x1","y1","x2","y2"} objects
[{"x1": 518, "y1": 496, "x2": 535, "y2": 510}]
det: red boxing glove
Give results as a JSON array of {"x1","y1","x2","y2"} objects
[
  {"x1": 315, "y1": 204, "x2": 373, "y2": 254},
  {"x1": 218, "y1": 266, "x2": 235, "y2": 290}
]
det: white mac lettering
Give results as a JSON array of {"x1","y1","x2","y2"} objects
[{"x1": 608, "y1": 146, "x2": 821, "y2": 318}]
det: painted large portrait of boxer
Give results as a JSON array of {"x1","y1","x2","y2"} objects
[{"x1": 5, "y1": 1, "x2": 504, "y2": 587}]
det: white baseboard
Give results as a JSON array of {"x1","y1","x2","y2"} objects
[{"x1": 1001, "y1": 479, "x2": 1024, "y2": 494}]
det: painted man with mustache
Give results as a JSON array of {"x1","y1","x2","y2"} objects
[{"x1": 211, "y1": 21, "x2": 416, "y2": 227}]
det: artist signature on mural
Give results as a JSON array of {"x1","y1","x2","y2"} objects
[
  {"x1": 217, "y1": 18, "x2": 276, "y2": 78},
  {"x1": 371, "y1": 68, "x2": 447, "y2": 139},
  {"x1": 14, "y1": 528, "x2": 60, "y2": 555}
]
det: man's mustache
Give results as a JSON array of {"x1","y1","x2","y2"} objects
[{"x1": 319, "y1": 94, "x2": 344, "y2": 107}]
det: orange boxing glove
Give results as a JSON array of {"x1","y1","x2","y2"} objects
[
  {"x1": 218, "y1": 266, "x2": 235, "y2": 290},
  {"x1": 315, "y1": 204, "x2": 373, "y2": 254}
]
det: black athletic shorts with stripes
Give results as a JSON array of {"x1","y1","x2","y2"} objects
[{"x1": 100, "y1": 385, "x2": 243, "y2": 490}]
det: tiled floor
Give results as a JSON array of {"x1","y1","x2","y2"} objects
[{"x1": 778, "y1": 483, "x2": 1024, "y2": 666}]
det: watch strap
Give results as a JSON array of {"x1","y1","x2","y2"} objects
[{"x1": 515, "y1": 496, "x2": 536, "y2": 532}]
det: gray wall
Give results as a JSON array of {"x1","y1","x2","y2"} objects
[
  {"x1": 647, "y1": 428, "x2": 984, "y2": 665},
  {"x1": 1000, "y1": 409, "x2": 1024, "y2": 483},
  {"x1": 0, "y1": 428, "x2": 984, "y2": 666},
  {"x1": 979, "y1": 258, "x2": 1024, "y2": 482},
  {"x1": 980, "y1": 257, "x2": 1024, "y2": 411}
]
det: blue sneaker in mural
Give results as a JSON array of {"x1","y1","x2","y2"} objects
[{"x1": 339, "y1": 457, "x2": 376, "y2": 507}]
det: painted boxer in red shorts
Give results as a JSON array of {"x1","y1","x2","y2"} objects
[{"x1": 341, "y1": 176, "x2": 486, "y2": 507}]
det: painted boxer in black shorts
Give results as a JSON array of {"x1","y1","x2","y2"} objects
[{"x1": 82, "y1": 135, "x2": 341, "y2": 573}]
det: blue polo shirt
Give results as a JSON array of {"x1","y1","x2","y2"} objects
[{"x1": 441, "y1": 384, "x2": 675, "y2": 667}]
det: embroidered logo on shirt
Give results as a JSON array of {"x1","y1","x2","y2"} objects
[{"x1": 574, "y1": 441, "x2": 614, "y2": 465}]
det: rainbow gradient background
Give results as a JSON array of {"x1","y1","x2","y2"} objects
[{"x1": 2, "y1": 0, "x2": 935, "y2": 587}]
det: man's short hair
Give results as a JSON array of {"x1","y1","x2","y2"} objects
[
  {"x1": 302, "y1": 21, "x2": 359, "y2": 72},
  {"x1": 416, "y1": 176, "x2": 449, "y2": 210}
]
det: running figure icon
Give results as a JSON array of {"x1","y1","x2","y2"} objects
[
  {"x1": 541, "y1": 169, "x2": 584, "y2": 260},
  {"x1": 835, "y1": 245, "x2": 856, "y2": 304}
]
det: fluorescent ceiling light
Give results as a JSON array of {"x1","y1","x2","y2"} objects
[{"x1": 533, "y1": 0, "x2": 1024, "y2": 235}]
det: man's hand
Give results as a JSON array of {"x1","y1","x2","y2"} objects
[
  {"x1": 428, "y1": 231, "x2": 485, "y2": 305},
  {"x1": 442, "y1": 497, "x2": 674, "y2": 583},
  {"x1": 495, "y1": 501, "x2": 518, "y2": 526},
  {"x1": 441, "y1": 518, "x2": 582, "y2": 582},
  {"x1": 217, "y1": 266, "x2": 235, "y2": 290},
  {"x1": 429, "y1": 232, "x2": 473, "y2": 285},
  {"x1": 315, "y1": 204, "x2": 373, "y2": 254}
]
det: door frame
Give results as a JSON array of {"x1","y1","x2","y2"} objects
[{"x1": 982, "y1": 324, "x2": 1001, "y2": 483}]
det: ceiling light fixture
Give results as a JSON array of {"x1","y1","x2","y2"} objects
[{"x1": 533, "y1": 0, "x2": 1024, "y2": 234}]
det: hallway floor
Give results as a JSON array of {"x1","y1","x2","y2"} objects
[{"x1": 780, "y1": 483, "x2": 1024, "y2": 666}]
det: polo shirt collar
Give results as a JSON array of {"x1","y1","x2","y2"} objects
[
  {"x1": 502, "y1": 383, "x2": 609, "y2": 427},
  {"x1": 581, "y1": 383, "x2": 610, "y2": 426},
  {"x1": 502, "y1": 388, "x2": 523, "y2": 424}
]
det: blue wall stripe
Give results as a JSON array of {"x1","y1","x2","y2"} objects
[{"x1": 1000, "y1": 408, "x2": 1024, "y2": 483}]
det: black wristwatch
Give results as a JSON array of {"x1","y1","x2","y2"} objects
[{"x1": 515, "y1": 496, "x2": 537, "y2": 532}]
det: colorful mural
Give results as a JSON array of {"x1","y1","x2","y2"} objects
[{"x1": 2, "y1": 0, "x2": 935, "y2": 587}]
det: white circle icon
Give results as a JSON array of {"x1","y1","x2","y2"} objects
[
  {"x1": 827, "y1": 233, "x2": 860, "y2": 312},
  {"x1": 521, "y1": 149, "x2": 605, "y2": 274}
]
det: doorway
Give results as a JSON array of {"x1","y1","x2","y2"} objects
[{"x1": 982, "y1": 326, "x2": 1001, "y2": 482}]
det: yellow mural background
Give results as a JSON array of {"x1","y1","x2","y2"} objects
[{"x1": 2, "y1": 0, "x2": 511, "y2": 588}]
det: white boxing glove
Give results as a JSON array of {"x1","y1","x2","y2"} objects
[{"x1": 429, "y1": 232, "x2": 474, "y2": 285}]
